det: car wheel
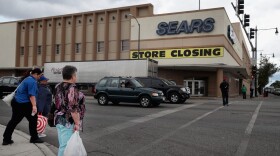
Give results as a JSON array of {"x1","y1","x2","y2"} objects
[
  {"x1": 169, "y1": 92, "x2": 180, "y2": 104},
  {"x1": 97, "y1": 94, "x2": 108, "y2": 105},
  {"x1": 139, "y1": 96, "x2": 151, "y2": 108}
]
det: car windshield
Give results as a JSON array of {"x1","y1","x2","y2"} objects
[
  {"x1": 161, "y1": 78, "x2": 174, "y2": 86},
  {"x1": 130, "y1": 79, "x2": 143, "y2": 87}
]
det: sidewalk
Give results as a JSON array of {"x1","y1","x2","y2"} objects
[{"x1": 0, "y1": 124, "x2": 56, "y2": 156}]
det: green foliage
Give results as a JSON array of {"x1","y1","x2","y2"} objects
[
  {"x1": 258, "y1": 56, "x2": 279, "y2": 89},
  {"x1": 271, "y1": 80, "x2": 280, "y2": 88}
]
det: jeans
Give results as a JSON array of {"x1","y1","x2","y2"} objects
[{"x1": 56, "y1": 124, "x2": 74, "y2": 156}]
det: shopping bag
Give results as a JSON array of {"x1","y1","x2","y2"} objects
[
  {"x1": 64, "y1": 131, "x2": 87, "y2": 156},
  {"x1": 37, "y1": 114, "x2": 47, "y2": 134},
  {"x1": 2, "y1": 92, "x2": 15, "y2": 107}
]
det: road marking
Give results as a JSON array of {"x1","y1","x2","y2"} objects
[
  {"x1": 83, "y1": 103, "x2": 205, "y2": 142},
  {"x1": 235, "y1": 101, "x2": 263, "y2": 156},
  {"x1": 128, "y1": 105, "x2": 225, "y2": 156}
]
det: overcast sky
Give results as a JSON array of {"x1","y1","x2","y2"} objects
[{"x1": 0, "y1": 0, "x2": 279, "y2": 83}]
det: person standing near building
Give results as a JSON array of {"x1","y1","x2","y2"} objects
[
  {"x1": 53, "y1": 65, "x2": 86, "y2": 156},
  {"x1": 250, "y1": 85, "x2": 254, "y2": 98},
  {"x1": 2, "y1": 68, "x2": 44, "y2": 145},
  {"x1": 241, "y1": 84, "x2": 247, "y2": 99},
  {"x1": 37, "y1": 75, "x2": 52, "y2": 137},
  {"x1": 220, "y1": 79, "x2": 229, "y2": 106}
]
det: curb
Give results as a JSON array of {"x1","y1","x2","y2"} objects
[{"x1": 0, "y1": 124, "x2": 56, "y2": 156}]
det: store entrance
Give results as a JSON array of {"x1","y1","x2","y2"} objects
[{"x1": 184, "y1": 80, "x2": 205, "y2": 96}]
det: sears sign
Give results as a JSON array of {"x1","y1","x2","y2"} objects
[{"x1": 156, "y1": 18, "x2": 215, "y2": 36}]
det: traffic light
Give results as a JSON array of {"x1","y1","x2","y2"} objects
[
  {"x1": 237, "y1": 0, "x2": 244, "y2": 14},
  {"x1": 250, "y1": 28, "x2": 255, "y2": 39},
  {"x1": 244, "y1": 14, "x2": 250, "y2": 27}
]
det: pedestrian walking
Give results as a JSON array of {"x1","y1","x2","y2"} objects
[
  {"x1": 53, "y1": 65, "x2": 86, "y2": 156},
  {"x1": 2, "y1": 68, "x2": 44, "y2": 145},
  {"x1": 220, "y1": 79, "x2": 229, "y2": 106},
  {"x1": 37, "y1": 75, "x2": 52, "y2": 138},
  {"x1": 241, "y1": 84, "x2": 247, "y2": 99},
  {"x1": 250, "y1": 86, "x2": 254, "y2": 98}
]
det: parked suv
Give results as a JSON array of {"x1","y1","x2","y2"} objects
[
  {"x1": 135, "y1": 77, "x2": 190, "y2": 104},
  {"x1": 0, "y1": 76, "x2": 21, "y2": 98},
  {"x1": 93, "y1": 77, "x2": 165, "y2": 107}
]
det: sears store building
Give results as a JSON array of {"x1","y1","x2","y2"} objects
[{"x1": 0, "y1": 3, "x2": 251, "y2": 97}]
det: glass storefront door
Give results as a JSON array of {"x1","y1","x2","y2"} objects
[{"x1": 184, "y1": 80, "x2": 205, "y2": 96}]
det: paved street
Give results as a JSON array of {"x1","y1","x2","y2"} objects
[{"x1": 0, "y1": 94, "x2": 279, "y2": 156}]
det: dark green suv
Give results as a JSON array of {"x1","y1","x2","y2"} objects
[{"x1": 93, "y1": 77, "x2": 165, "y2": 107}]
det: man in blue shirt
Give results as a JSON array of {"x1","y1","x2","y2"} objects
[{"x1": 3, "y1": 68, "x2": 44, "y2": 145}]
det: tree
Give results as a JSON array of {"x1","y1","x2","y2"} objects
[
  {"x1": 258, "y1": 56, "x2": 279, "y2": 92},
  {"x1": 271, "y1": 80, "x2": 280, "y2": 88}
]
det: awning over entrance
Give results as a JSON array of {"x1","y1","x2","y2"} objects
[{"x1": 159, "y1": 64, "x2": 249, "y2": 79}]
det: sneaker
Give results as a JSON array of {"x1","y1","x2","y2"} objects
[
  {"x1": 30, "y1": 138, "x2": 44, "y2": 143},
  {"x1": 2, "y1": 140, "x2": 14, "y2": 145},
  {"x1": 38, "y1": 133, "x2": 47, "y2": 138}
]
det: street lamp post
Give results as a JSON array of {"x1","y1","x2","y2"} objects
[
  {"x1": 252, "y1": 27, "x2": 278, "y2": 97},
  {"x1": 128, "y1": 14, "x2": 140, "y2": 59}
]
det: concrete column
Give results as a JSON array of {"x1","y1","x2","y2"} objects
[
  {"x1": 42, "y1": 20, "x2": 47, "y2": 64},
  {"x1": 81, "y1": 14, "x2": 86, "y2": 61},
  {"x1": 217, "y1": 68, "x2": 224, "y2": 97},
  {"x1": 116, "y1": 9, "x2": 121, "y2": 60},
  {"x1": 51, "y1": 18, "x2": 56, "y2": 62},
  {"x1": 32, "y1": 20, "x2": 38, "y2": 65},
  {"x1": 61, "y1": 17, "x2": 66, "y2": 61},
  {"x1": 104, "y1": 11, "x2": 109, "y2": 60},
  {"x1": 92, "y1": 13, "x2": 97, "y2": 60},
  {"x1": 24, "y1": 22, "x2": 29, "y2": 67}
]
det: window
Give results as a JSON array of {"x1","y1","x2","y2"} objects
[
  {"x1": 20, "y1": 47, "x2": 24, "y2": 55},
  {"x1": 97, "y1": 41, "x2": 104, "y2": 53},
  {"x1": 75, "y1": 43, "x2": 81, "y2": 53},
  {"x1": 37, "y1": 46, "x2": 42, "y2": 55},
  {"x1": 56, "y1": 44, "x2": 60, "y2": 54},
  {"x1": 121, "y1": 40, "x2": 129, "y2": 51},
  {"x1": 3, "y1": 78, "x2": 10, "y2": 84},
  {"x1": 108, "y1": 78, "x2": 119, "y2": 88},
  {"x1": 10, "y1": 78, "x2": 18, "y2": 85},
  {"x1": 98, "y1": 78, "x2": 108, "y2": 87},
  {"x1": 152, "y1": 79, "x2": 165, "y2": 87}
]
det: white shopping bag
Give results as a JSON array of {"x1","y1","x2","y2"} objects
[
  {"x1": 3, "y1": 92, "x2": 15, "y2": 107},
  {"x1": 64, "y1": 131, "x2": 87, "y2": 156}
]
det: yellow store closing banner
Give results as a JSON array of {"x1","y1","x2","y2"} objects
[{"x1": 130, "y1": 47, "x2": 224, "y2": 59}]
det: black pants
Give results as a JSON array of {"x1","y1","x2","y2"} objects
[
  {"x1": 3, "y1": 99, "x2": 39, "y2": 141},
  {"x1": 243, "y1": 92, "x2": 246, "y2": 99},
  {"x1": 222, "y1": 92, "x2": 228, "y2": 105}
]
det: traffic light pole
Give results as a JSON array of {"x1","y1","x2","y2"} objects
[
  {"x1": 231, "y1": 2, "x2": 255, "y2": 53},
  {"x1": 254, "y1": 26, "x2": 258, "y2": 97}
]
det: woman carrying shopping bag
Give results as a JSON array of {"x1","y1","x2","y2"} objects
[{"x1": 53, "y1": 65, "x2": 86, "y2": 156}]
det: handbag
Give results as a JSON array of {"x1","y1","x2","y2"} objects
[
  {"x1": 37, "y1": 113, "x2": 48, "y2": 134},
  {"x1": 2, "y1": 81, "x2": 22, "y2": 107},
  {"x1": 2, "y1": 92, "x2": 15, "y2": 107},
  {"x1": 64, "y1": 131, "x2": 87, "y2": 156}
]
